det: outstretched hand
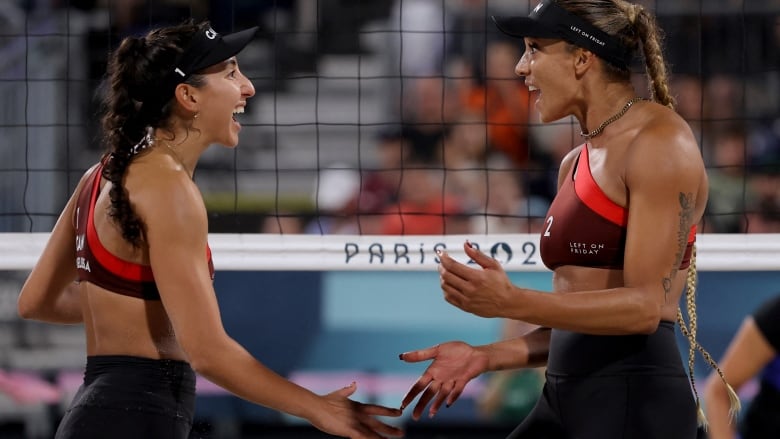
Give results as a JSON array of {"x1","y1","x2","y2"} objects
[
  {"x1": 313, "y1": 382, "x2": 404, "y2": 439},
  {"x1": 399, "y1": 341, "x2": 489, "y2": 420},
  {"x1": 438, "y1": 241, "x2": 515, "y2": 318}
]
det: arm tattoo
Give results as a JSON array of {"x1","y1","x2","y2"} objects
[{"x1": 663, "y1": 192, "x2": 695, "y2": 303}]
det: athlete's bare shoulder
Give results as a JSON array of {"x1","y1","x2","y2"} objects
[
  {"x1": 632, "y1": 102, "x2": 700, "y2": 159},
  {"x1": 625, "y1": 102, "x2": 705, "y2": 199}
]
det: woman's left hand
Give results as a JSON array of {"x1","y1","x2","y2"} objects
[{"x1": 437, "y1": 242, "x2": 515, "y2": 318}]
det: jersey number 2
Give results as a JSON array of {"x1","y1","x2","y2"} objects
[{"x1": 544, "y1": 216, "x2": 554, "y2": 237}]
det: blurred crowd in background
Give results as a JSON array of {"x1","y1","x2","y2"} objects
[
  {"x1": 0, "y1": 1, "x2": 779, "y2": 437},
  {"x1": 1, "y1": 0, "x2": 779, "y2": 237}
]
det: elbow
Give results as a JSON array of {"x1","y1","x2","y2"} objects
[
  {"x1": 181, "y1": 335, "x2": 229, "y2": 377},
  {"x1": 187, "y1": 351, "x2": 216, "y2": 376},
  {"x1": 17, "y1": 295, "x2": 39, "y2": 320},
  {"x1": 184, "y1": 344, "x2": 215, "y2": 375},
  {"x1": 632, "y1": 298, "x2": 662, "y2": 335}
]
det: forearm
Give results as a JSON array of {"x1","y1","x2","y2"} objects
[
  {"x1": 505, "y1": 287, "x2": 660, "y2": 335},
  {"x1": 191, "y1": 337, "x2": 324, "y2": 421},
  {"x1": 479, "y1": 327, "x2": 550, "y2": 372},
  {"x1": 704, "y1": 379, "x2": 738, "y2": 439},
  {"x1": 18, "y1": 281, "x2": 83, "y2": 324}
]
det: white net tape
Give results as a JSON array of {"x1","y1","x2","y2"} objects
[{"x1": 3, "y1": 233, "x2": 779, "y2": 272}]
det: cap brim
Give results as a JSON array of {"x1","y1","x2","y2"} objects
[
  {"x1": 192, "y1": 26, "x2": 259, "y2": 71},
  {"x1": 492, "y1": 16, "x2": 559, "y2": 39}
]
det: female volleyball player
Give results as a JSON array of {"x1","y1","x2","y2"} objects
[
  {"x1": 398, "y1": 1, "x2": 738, "y2": 438},
  {"x1": 17, "y1": 20, "x2": 401, "y2": 439},
  {"x1": 704, "y1": 294, "x2": 780, "y2": 439}
]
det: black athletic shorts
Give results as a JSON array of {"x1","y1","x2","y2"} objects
[
  {"x1": 506, "y1": 372, "x2": 698, "y2": 439},
  {"x1": 508, "y1": 321, "x2": 698, "y2": 439},
  {"x1": 55, "y1": 355, "x2": 196, "y2": 439}
]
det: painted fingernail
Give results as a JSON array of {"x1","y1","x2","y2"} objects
[
  {"x1": 466, "y1": 240, "x2": 473, "y2": 248},
  {"x1": 446, "y1": 403, "x2": 450, "y2": 408},
  {"x1": 398, "y1": 353, "x2": 404, "y2": 360}
]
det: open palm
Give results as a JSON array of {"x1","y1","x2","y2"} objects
[{"x1": 399, "y1": 341, "x2": 489, "y2": 420}]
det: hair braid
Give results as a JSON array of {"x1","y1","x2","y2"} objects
[
  {"x1": 99, "y1": 21, "x2": 205, "y2": 247},
  {"x1": 100, "y1": 36, "x2": 152, "y2": 247},
  {"x1": 676, "y1": 245, "x2": 741, "y2": 430},
  {"x1": 627, "y1": 4, "x2": 675, "y2": 109}
]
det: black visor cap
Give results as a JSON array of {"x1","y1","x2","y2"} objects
[
  {"x1": 492, "y1": 0, "x2": 630, "y2": 69},
  {"x1": 175, "y1": 25, "x2": 259, "y2": 79},
  {"x1": 191, "y1": 26, "x2": 258, "y2": 72},
  {"x1": 140, "y1": 25, "x2": 258, "y2": 113},
  {"x1": 492, "y1": 15, "x2": 560, "y2": 40}
]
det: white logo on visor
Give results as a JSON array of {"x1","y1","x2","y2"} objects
[
  {"x1": 533, "y1": 2, "x2": 544, "y2": 14},
  {"x1": 205, "y1": 28, "x2": 217, "y2": 39}
]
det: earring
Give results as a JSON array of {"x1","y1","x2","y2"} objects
[{"x1": 193, "y1": 113, "x2": 199, "y2": 120}]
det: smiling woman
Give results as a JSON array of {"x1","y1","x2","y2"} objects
[
  {"x1": 16, "y1": 19, "x2": 402, "y2": 439},
  {"x1": 398, "y1": 1, "x2": 739, "y2": 438}
]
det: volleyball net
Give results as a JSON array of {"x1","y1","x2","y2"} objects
[
  {"x1": 0, "y1": 2, "x2": 779, "y2": 434},
  {"x1": 1, "y1": 0, "x2": 779, "y2": 271}
]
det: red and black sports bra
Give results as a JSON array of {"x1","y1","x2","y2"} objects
[
  {"x1": 74, "y1": 164, "x2": 214, "y2": 300},
  {"x1": 540, "y1": 145, "x2": 695, "y2": 271}
]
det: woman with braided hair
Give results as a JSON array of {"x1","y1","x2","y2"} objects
[
  {"x1": 398, "y1": 1, "x2": 737, "y2": 438},
  {"x1": 17, "y1": 20, "x2": 402, "y2": 439}
]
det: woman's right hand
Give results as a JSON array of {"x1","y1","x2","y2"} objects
[
  {"x1": 310, "y1": 382, "x2": 404, "y2": 439},
  {"x1": 399, "y1": 341, "x2": 489, "y2": 420}
]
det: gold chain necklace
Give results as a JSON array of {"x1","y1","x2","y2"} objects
[{"x1": 579, "y1": 97, "x2": 647, "y2": 140}]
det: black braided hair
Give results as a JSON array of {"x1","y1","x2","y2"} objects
[{"x1": 99, "y1": 20, "x2": 207, "y2": 247}]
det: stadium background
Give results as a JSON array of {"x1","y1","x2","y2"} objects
[{"x1": 1, "y1": 0, "x2": 779, "y2": 438}]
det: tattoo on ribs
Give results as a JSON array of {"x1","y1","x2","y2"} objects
[
  {"x1": 663, "y1": 192, "x2": 695, "y2": 303},
  {"x1": 662, "y1": 277, "x2": 672, "y2": 301}
]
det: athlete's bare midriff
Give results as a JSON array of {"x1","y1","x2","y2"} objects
[
  {"x1": 81, "y1": 281, "x2": 187, "y2": 360},
  {"x1": 552, "y1": 265, "x2": 689, "y2": 322}
]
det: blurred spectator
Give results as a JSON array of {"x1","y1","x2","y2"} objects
[
  {"x1": 671, "y1": 74, "x2": 704, "y2": 139},
  {"x1": 349, "y1": 126, "x2": 409, "y2": 235},
  {"x1": 438, "y1": 111, "x2": 494, "y2": 206},
  {"x1": 379, "y1": 160, "x2": 469, "y2": 235},
  {"x1": 743, "y1": 197, "x2": 780, "y2": 233},
  {"x1": 524, "y1": 116, "x2": 580, "y2": 205},
  {"x1": 704, "y1": 123, "x2": 757, "y2": 232},
  {"x1": 704, "y1": 75, "x2": 744, "y2": 123},
  {"x1": 400, "y1": 76, "x2": 460, "y2": 164},
  {"x1": 458, "y1": 40, "x2": 532, "y2": 168},
  {"x1": 746, "y1": 119, "x2": 780, "y2": 206},
  {"x1": 382, "y1": 0, "x2": 449, "y2": 121},
  {"x1": 387, "y1": 0, "x2": 448, "y2": 78},
  {"x1": 467, "y1": 156, "x2": 549, "y2": 235},
  {"x1": 304, "y1": 164, "x2": 361, "y2": 234},
  {"x1": 445, "y1": 0, "x2": 505, "y2": 87}
]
